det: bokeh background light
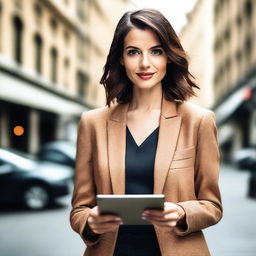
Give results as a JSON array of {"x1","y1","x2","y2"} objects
[{"x1": 13, "y1": 125, "x2": 24, "y2": 136}]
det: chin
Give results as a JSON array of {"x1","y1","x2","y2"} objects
[{"x1": 134, "y1": 81, "x2": 161, "y2": 90}]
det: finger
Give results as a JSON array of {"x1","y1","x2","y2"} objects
[
  {"x1": 144, "y1": 206, "x2": 179, "y2": 216},
  {"x1": 143, "y1": 209, "x2": 165, "y2": 217},
  {"x1": 144, "y1": 212, "x2": 179, "y2": 222},
  {"x1": 90, "y1": 206, "x2": 121, "y2": 220},
  {"x1": 164, "y1": 202, "x2": 180, "y2": 213},
  {"x1": 143, "y1": 210, "x2": 179, "y2": 219},
  {"x1": 93, "y1": 221, "x2": 121, "y2": 230},
  {"x1": 146, "y1": 219, "x2": 177, "y2": 228},
  {"x1": 95, "y1": 215, "x2": 122, "y2": 224},
  {"x1": 90, "y1": 206, "x2": 100, "y2": 217},
  {"x1": 88, "y1": 216, "x2": 122, "y2": 231},
  {"x1": 93, "y1": 224, "x2": 120, "y2": 234}
]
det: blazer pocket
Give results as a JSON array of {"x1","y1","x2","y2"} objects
[{"x1": 170, "y1": 146, "x2": 195, "y2": 169}]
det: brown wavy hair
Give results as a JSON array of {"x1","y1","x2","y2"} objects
[{"x1": 100, "y1": 8, "x2": 199, "y2": 107}]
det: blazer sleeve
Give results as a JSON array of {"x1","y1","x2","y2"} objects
[
  {"x1": 174, "y1": 110, "x2": 223, "y2": 236},
  {"x1": 70, "y1": 112, "x2": 100, "y2": 246}
]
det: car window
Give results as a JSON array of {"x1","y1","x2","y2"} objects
[
  {"x1": 0, "y1": 163, "x2": 13, "y2": 175},
  {"x1": 40, "y1": 151, "x2": 67, "y2": 162},
  {"x1": 0, "y1": 149, "x2": 35, "y2": 169}
]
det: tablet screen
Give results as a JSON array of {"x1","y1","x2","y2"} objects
[{"x1": 97, "y1": 194, "x2": 165, "y2": 225}]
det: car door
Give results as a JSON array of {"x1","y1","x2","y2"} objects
[{"x1": 0, "y1": 159, "x2": 16, "y2": 203}]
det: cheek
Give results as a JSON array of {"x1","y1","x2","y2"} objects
[
  {"x1": 153, "y1": 58, "x2": 168, "y2": 73},
  {"x1": 123, "y1": 59, "x2": 137, "y2": 73}
]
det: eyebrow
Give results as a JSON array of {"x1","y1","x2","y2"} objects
[{"x1": 125, "y1": 45, "x2": 163, "y2": 50}]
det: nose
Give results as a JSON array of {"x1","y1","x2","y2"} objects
[{"x1": 140, "y1": 53, "x2": 150, "y2": 69}]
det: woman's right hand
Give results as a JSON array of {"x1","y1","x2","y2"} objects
[{"x1": 87, "y1": 206, "x2": 123, "y2": 235}]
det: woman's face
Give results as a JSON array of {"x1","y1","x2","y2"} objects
[{"x1": 121, "y1": 27, "x2": 168, "y2": 91}]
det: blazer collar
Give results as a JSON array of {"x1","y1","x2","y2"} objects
[
  {"x1": 109, "y1": 97, "x2": 178, "y2": 122},
  {"x1": 107, "y1": 97, "x2": 181, "y2": 194}
]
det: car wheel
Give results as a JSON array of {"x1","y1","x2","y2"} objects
[{"x1": 22, "y1": 185, "x2": 50, "y2": 210}]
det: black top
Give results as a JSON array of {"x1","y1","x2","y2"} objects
[{"x1": 113, "y1": 126, "x2": 161, "y2": 256}]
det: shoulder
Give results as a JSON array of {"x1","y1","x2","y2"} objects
[
  {"x1": 79, "y1": 103, "x2": 118, "y2": 125},
  {"x1": 176, "y1": 101, "x2": 217, "y2": 131},
  {"x1": 177, "y1": 101, "x2": 215, "y2": 121}
]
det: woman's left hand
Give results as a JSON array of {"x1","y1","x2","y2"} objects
[{"x1": 142, "y1": 202, "x2": 186, "y2": 231}]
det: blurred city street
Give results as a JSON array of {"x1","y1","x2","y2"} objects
[
  {"x1": 0, "y1": 196, "x2": 84, "y2": 256},
  {"x1": 0, "y1": 163, "x2": 255, "y2": 256},
  {"x1": 205, "y1": 164, "x2": 256, "y2": 256}
]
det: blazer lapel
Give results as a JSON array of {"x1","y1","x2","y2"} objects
[
  {"x1": 154, "y1": 98, "x2": 182, "y2": 194},
  {"x1": 107, "y1": 103, "x2": 129, "y2": 194},
  {"x1": 107, "y1": 98, "x2": 182, "y2": 195}
]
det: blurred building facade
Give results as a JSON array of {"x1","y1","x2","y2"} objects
[
  {"x1": 0, "y1": 0, "x2": 130, "y2": 153},
  {"x1": 180, "y1": 0, "x2": 256, "y2": 162},
  {"x1": 179, "y1": 0, "x2": 215, "y2": 109},
  {"x1": 213, "y1": 0, "x2": 256, "y2": 161},
  {"x1": 85, "y1": 0, "x2": 131, "y2": 106}
]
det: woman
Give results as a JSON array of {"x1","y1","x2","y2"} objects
[{"x1": 70, "y1": 8, "x2": 222, "y2": 256}]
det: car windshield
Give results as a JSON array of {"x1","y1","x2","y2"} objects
[{"x1": 0, "y1": 149, "x2": 35, "y2": 170}]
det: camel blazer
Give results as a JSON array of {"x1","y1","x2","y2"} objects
[{"x1": 70, "y1": 97, "x2": 223, "y2": 256}]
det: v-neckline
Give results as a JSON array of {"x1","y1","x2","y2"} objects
[{"x1": 126, "y1": 126, "x2": 159, "y2": 148}]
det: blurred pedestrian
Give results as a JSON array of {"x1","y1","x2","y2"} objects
[{"x1": 70, "y1": 8, "x2": 222, "y2": 256}]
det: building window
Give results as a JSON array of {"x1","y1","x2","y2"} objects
[
  {"x1": 219, "y1": 64, "x2": 224, "y2": 81},
  {"x1": 50, "y1": 47, "x2": 58, "y2": 83},
  {"x1": 77, "y1": 71, "x2": 88, "y2": 99},
  {"x1": 224, "y1": 28, "x2": 231, "y2": 42},
  {"x1": 236, "y1": 15, "x2": 242, "y2": 27},
  {"x1": 245, "y1": 0, "x2": 253, "y2": 22},
  {"x1": 245, "y1": 36, "x2": 252, "y2": 63},
  {"x1": 214, "y1": 68, "x2": 220, "y2": 86},
  {"x1": 50, "y1": 17, "x2": 57, "y2": 33},
  {"x1": 64, "y1": 29, "x2": 70, "y2": 45},
  {"x1": 236, "y1": 49, "x2": 242, "y2": 62},
  {"x1": 64, "y1": 58, "x2": 69, "y2": 87},
  {"x1": 214, "y1": 39, "x2": 221, "y2": 51},
  {"x1": 236, "y1": 49, "x2": 242, "y2": 76},
  {"x1": 76, "y1": 0, "x2": 85, "y2": 21},
  {"x1": 13, "y1": 16, "x2": 23, "y2": 64},
  {"x1": 34, "y1": 3, "x2": 42, "y2": 25},
  {"x1": 14, "y1": 0, "x2": 22, "y2": 10},
  {"x1": 34, "y1": 34, "x2": 43, "y2": 74},
  {"x1": 226, "y1": 57, "x2": 231, "y2": 84},
  {"x1": 77, "y1": 36, "x2": 85, "y2": 61}
]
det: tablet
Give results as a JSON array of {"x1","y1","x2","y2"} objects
[{"x1": 96, "y1": 194, "x2": 165, "y2": 225}]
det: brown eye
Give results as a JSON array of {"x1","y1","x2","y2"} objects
[
  {"x1": 152, "y1": 49, "x2": 163, "y2": 55},
  {"x1": 127, "y1": 49, "x2": 140, "y2": 55}
]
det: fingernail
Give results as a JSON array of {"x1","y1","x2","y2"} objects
[
  {"x1": 144, "y1": 211, "x2": 149, "y2": 214},
  {"x1": 142, "y1": 216, "x2": 147, "y2": 220}
]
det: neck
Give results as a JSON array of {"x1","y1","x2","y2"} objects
[{"x1": 129, "y1": 84, "x2": 163, "y2": 112}]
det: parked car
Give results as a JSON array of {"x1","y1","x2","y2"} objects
[
  {"x1": 0, "y1": 148, "x2": 73, "y2": 210},
  {"x1": 233, "y1": 148, "x2": 256, "y2": 169},
  {"x1": 37, "y1": 141, "x2": 76, "y2": 168},
  {"x1": 233, "y1": 147, "x2": 256, "y2": 198}
]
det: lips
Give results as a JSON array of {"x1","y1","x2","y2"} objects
[{"x1": 136, "y1": 72, "x2": 155, "y2": 80}]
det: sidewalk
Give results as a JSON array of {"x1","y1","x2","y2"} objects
[{"x1": 204, "y1": 164, "x2": 256, "y2": 256}]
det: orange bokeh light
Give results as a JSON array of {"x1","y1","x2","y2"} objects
[{"x1": 13, "y1": 126, "x2": 24, "y2": 136}]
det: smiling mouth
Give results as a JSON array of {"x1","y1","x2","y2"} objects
[{"x1": 136, "y1": 72, "x2": 155, "y2": 80}]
